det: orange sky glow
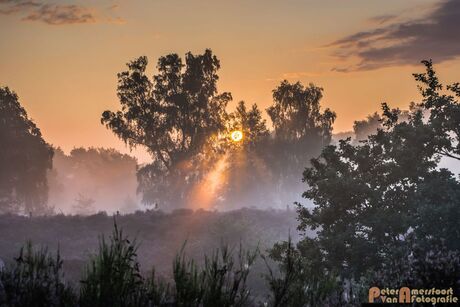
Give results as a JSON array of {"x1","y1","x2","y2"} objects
[{"x1": 1, "y1": 0, "x2": 460, "y2": 163}]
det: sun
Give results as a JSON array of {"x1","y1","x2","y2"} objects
[{"x1": 230, "y1": 130, "x2": 243, "y2": 142}]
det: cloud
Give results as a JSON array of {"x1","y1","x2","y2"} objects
[
  {"x1": 22, "y1": 4, "x2": 96, "y2": 25},
  {"x1": 0, "y1": 0, "x2": 40, "y2": 14},
  {"x1": 367, "y1": 14, "x2": 398, "y2": 25},
  {"x1": 330, "y1": 0, "x2": 460, "y2": 72},
  {"x1": 0, "y1": 0, "x2": 124, "y2": 25}
]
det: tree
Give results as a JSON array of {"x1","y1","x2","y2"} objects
[
  {"x1": 353, "y1": 112, "x2": 381, "y2": 142},
  {"x1": 101, "y1": 50, "x2": 231, "y2": 208},
  {"x1": 353, "y1": 110, "x2": 411, "y2": 142},
  {"x1": 228, "y1": 101, "x2": 269, "y2": 148},
  {"x1": 267, "y1": 81, "x2": 335, "y2": 143},
  {"x1": 47, "y1": 147, "x2": 138, "y2": 214},
  {"x1": 0, "y1": 87, "x2": 53, "y2": 214},
  {"x1": 261, "y1": 61, "x2": 460, "y2": 306},
  {"x1": 265, "y1": 81, "x2": 336, "y2": 206},
  {"x1": 413, "y1": 60, "x2": 460, "y2": 161},
  {"x1": 292, "y1": 61, "x2": 460, "y2": 287},
  {"x1": 221, "y1": 101, "x2": 272, "y2": 208}
]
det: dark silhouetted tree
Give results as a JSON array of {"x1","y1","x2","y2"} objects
[
  {"x1": 413, "y1": 60, "x2": 460, "y2": 161},
  {"x1": 288, "y1": 61, "x2": 460, "y2": 294},
  {"x1": 0, "y1": 87, "x2": 53, "y2": 214},
  {"x1": 262, "y1": 61, "x2": 460, "y2": 306},
  {"x1": 101, "y1": 50, "x2": 231, "y2": 208}
]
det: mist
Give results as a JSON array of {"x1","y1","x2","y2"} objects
[{"x1": 47, "y1": 147, "x2": 141, "y2": 215}]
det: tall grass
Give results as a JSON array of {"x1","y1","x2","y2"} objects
[
  {"x1": 0, "y1": 219, "x2": 263, "y2": 306},
  {"x1": 79, "y1": 222, "x2": 146, "y2": 307},
  {"x1": 0, "y1": 221, "x2": 369, "y2": 306},
  {"x1": 173, "y1": 243, "x2": 257, "y2": 306},
  {"x1": 0, "y1": 242, "x2": 77, "y2": 307}
]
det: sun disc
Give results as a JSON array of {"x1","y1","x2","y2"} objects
[{"x1": 231, "y1": 130, "x2": 243, "y2": 142}]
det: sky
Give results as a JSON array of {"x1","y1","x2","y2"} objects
[{"x1": 1, "y1": 0, "x2": 460, "y2": 163}]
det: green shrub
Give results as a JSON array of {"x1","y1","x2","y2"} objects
[{"x1": 264, "y1": 236, "x2": 366, "y2": 307}]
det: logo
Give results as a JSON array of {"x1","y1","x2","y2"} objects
[{"x1": 368, "y1": 287, "x2": 458, "y2": 304}]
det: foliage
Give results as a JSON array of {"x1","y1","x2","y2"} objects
[
  {"x1": 413, "y1": 60, "x2": 460, "y2": 160},
  {"x1": 352, "y1": 110, "x2": 411, "y2": 142},
  {"x1": 220, "y1": 86, "x2": 337, "y2": 209},
  {"x1": 3, "y1": 58, "x2": 460, "y2": 307},
  {"x1": 264, "y1": 236, "x2": 366, "y2": 307},
  {"x1": 0, "y1": 219, "x2": 267, "y2": 306},
  {"x1": 267, "y1": 81, "x2": 336, "y2": 143},
  {"x1": 173, "y1": 243, "x2": 257, "y2": 307},
  {"x1": 79, "y1": 221, "x2": 147, "y2": 307},
  {"x1": 264, "y1": 81, "x2": 337, "y2": 206},
  {"x1": 0, "y1": 87, "x2": 54, "y2": 215},
  {"x1": 222, "y1": 101, "x2": 273, "y2": 207},
  {"x1": 228, "y1": 101, "x2": 269, "y2": 149},
  {"x1": 276, "y1": 60, "x2": 460, "y2": 304},
  {"x1": 369, "y1": 233, "x2": 460, "y2": 294},
  {"x1": 0, "y1": 242, "x2": 77, "y2": 307},
  {"x1": 101, "y1": 49, "x2": 231, "y2": 208},
  {"x1": 102, "y1": 51, "x2": 337, "y2": 211}
]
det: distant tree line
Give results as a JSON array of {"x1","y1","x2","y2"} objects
[
  {"x1": 1, "y1": 49, "x2": 339, "y2": 214},
  {"x1": 48, "y1": 147, "x2": 139, "y2": 214}
]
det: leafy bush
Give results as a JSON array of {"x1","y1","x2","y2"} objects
[
  {"x1": 369, "y1": 234, "x2": 460, "y2": 295},
  {"x1": 263, "y1": 236, "x2": 366, "y2": 307}
]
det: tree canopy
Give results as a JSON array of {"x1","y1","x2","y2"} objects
[
  {"x1": 102, "y1": 49, "x2": 231, "y2": 207},
  {"x1": 228, "y1": 101, "x2": 269, "y2": 148},
  {"x1": 0, "y1": 87, "x2": 53, "y2": 214},
  {"x1": 288, "y1": 60, "x2": 460, "y2": 290},
  {"x1": 263, "y1": 60, "x2": 460, "y2": 305},
  {"x1": 103, "y1": 51, "x2": 337, "y2": 210},
  {"x1": 268, "y1": 81, "x2": 336, "y2": 143},
  {"x1": 265, "y1": 81, "x2": 337, "y2": 206}
]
